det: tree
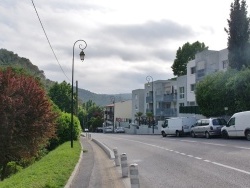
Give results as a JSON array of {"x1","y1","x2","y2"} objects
[
  {"x1": 195, "y1": 71, "x2": 233, "y2": 117},
  {"x1": 0, "y1": 68, "x2": 57, "y2": 180},
  {"x1": 225, "y1": 0, "x2": 250, "y2": 70},
  {"x1": 171, "y1": 41, "x2": 208, "y2": 76},
  {"x1": 226, "y1": 68, "x2": 250, "y2": 112},
  {"x1": 48, "y1": 81, "x2": 72, "y2": 113},
  {"x1": 135, "y1": 112, "x2": 143, "y2": 126}
]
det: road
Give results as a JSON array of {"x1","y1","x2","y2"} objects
[{"x1": 91, "y1": 133, "x2": 250, "y2": 188}]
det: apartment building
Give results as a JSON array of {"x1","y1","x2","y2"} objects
[
  {"x1": 132, "y1": 89, "x2": 145, "y2": 123},
  {"x1": 144, "y1": 79, "x2": 177, "y2": 122},
  {"x1": 104, "y1": 100, "x2": 132, "y2": 129},
  {"x1": 106, "y1": 48, "x2": 229, "y2": 129},
  {"x1": 186, "y1": 48, "x2": 228, "y2": 106}
]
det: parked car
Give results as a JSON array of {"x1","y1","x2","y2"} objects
[
  {"x1": 95, "y1": 127, "x2": 103, "y2": 133},
  {"x1": 221, "y1": 111, "x2": 250, "y2": 140},
  {"x1": 115, "y1": 127, "x2": 125, "y2": 133},
  {"x1": 104, "y1": 127, "x2": 113, "y2": 133},
  {"x1": 190, "y1": 118, "x2": 227, "y2": 138}
]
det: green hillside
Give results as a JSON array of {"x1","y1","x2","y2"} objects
[{"x1": 0, "y1": 49, "x2": 131, "y2": 106}]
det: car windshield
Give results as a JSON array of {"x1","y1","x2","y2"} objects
[{"x1": 212, "y1": 118, "x2": 227, "y2": 125}]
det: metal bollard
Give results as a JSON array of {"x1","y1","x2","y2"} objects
[
  {"x1": 130, "y1": 163, "x2": 140, "y2": 188},
  {"x1": 113, "y1": 148, "x2": 120, "y2": 166},
  {"x1": 89, "y1": 133, "x2": 91, "y2": 139},
  {"x1": 120, "y1": 153, "x2": 128, "y2": 177}
]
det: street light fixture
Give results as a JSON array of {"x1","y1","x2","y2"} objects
[
  {"x1": 71, "y1": 39, "x2": 87, "y2": 148},
  {"x1": 146, "y1": 75, "x2": 154, "y2": 134}
]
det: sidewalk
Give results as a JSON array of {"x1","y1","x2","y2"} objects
[{"x1": 65, "y1": 136, "x2": 129, "y2": 188}]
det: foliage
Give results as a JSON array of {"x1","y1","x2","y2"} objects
[
  {"x1": 226, "y1": 68, "x2": 250, "y2": 112},
  {"x1": 48, "y1": 81, "x2": 72, "y2": 113},
  {"x1": 0, "y1": 68, "x2": 58, "y2": 180},
  {"x1": 225, "y1": 0, "x2": 250, "y2": 70},
  {"x1": 0, "y1": 141, "x2": 81, "y2": 187},
  {"x1": 171, "y1": 41, "x2": 208, "y2": 76},
  {"x1": 196, "y1": 69, "x2": 250, "y2": 117},
  {"x1": 195, "y1": 71, "x2": 234, "y2": 116},
  {"x1": 51, "y1": 112, "x2": 82, "y2": 147},
  {"x1": 135, "y1": 112, "x2": 143, "y2": 126},
  {"x1": 0, "y1": 49, "x2": 54, "y2": 90},
  {"x1": 79, "y1": 100, "x2": 104, "y2": 131}
]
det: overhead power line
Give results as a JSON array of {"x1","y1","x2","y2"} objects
[{"x1": 30, "y1": 0, "x2": 70, "y2": 82}]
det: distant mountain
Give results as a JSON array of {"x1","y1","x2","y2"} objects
[
  {"x1": 0, "y1": 48, "x2": 131, "y2": 106},
  {"x1": 78, "y1": 88, "x2": 132, "y2": 106}
]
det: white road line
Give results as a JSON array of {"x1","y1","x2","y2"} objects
[
  {"x1": 203, "y1": 142, "x2": 226, "y2": 146},
  {"x1": 235, "y1": 146, "x2": 250, "y2": 150},
  {"x1": 180, "y1": 140, "x2": 197, "y2": 143},
  {"x1": 204, "y1": 160, "x2": 211, "y2": 162},
  {"x1": 212, "y1": 162, "x2": 250, "y2": 175},
  {"x1": 195, "y1": 157, "x2": 202, "y2": 160},
  {"x1": 113, "y1": 137, "x2": 250, "y2": 175}
]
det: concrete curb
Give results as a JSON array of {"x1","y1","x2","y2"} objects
[
  {"x1": 91, "y1": 137, "x2": 130, "y2": 188},
  {"x1": 91, "y1": 138, "x2": 115, "y2": 159}
]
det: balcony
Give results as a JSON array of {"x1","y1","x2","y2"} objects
[
  {"x1": 156, "y1": 108, "x2": 177, "y2": 117},
  {"x1": 155, "y1": 93, "x2": 177, "y2": 102},
  {"x1": 146, "y1": 96, "x2": 153, "y2": 103}
]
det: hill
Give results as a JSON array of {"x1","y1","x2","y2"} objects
[{"x1": 0, "y1": 49, "x2": 131, "y2": 106}]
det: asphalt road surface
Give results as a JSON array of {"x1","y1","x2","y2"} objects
[{"x1": 91, "y1": 133, "x2": 250, "y2": 188}]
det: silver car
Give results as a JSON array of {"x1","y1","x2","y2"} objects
[{"x1": 190, "y1": 118, "x2": 227, "y2": 139}]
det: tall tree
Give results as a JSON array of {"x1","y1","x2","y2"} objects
[
  {"x1": 171, "y1": 41, "x2": 207, "y2": 76},
  {"x1": 0, "y1": 68, "x2": 57, "y2": 180},
  {"x1": 225, "y1": 0, "x2": 250, "y2": 70},
  {"x1": 48, "y1": 81, "x2": 72, "y2": 113}
]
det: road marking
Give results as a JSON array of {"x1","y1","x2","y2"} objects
[
  {"x1": 180, "y1": 140, "x2": 197, "y2": 143},
  {"x1": 195, "y1": 157, "x2": 202, "y2": 160},
  {"x1": 203, "y1": 142, "x2": 226, "y2": 146},
  {"x1": 211, "y1": 162, "x2": 250, "y2": 175},
  {"x1": 110, "y1": 137, "x2": 250, "y2": 176},
  {"x1": 235, "y1": 146, "x2": 250, "y2": 150}
]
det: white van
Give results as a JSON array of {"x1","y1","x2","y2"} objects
[
  {"x1": 221, "y1": 111, "x2": 250, "y2": 140},
  {"x1": 161, "y1": 117, "x2": 197, "y2": 137}
]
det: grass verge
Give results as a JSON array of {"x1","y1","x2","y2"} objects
[{"x1": 0, "y1": 141, "x2": 82, "y2": 188}]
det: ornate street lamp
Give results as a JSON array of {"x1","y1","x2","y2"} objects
[
  {"x1": 71, "y1": 40, "x2": 87, "y2": 148},
  {"x1": 146, "y1": 75, "x2": 154, "y2": 134}
]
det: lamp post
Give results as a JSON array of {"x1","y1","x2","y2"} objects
[
  {"x1": 146, "y1": 75, "x2": 154, "y2": 134},
  {"x1": 71, "y1": 39, "x2": 87, "y2": 148}
]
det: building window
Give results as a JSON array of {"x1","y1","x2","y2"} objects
[
  {"x1": 223, "y1": 60, "x2": 228, "y2": 69},
  {"x1": 191, "y1": 66, "x2": 196, "y2": 74},
  {"x1": 179, "y1": 87, "x2": 185, "y2": 99},
  {"x1": 135, "y1": 94, "x2": 138, "y2": 99},
  {"x1": 179, "y1": 103, "x2": 184, "y2": 107},
  {"x1": 191, "y1": 84, "x2": 196, "y2": 91}
]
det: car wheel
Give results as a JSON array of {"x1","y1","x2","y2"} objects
[
  {"x1": 191, "y1": 131, "x2": 196, "y2": 138},
  {"x1": 205, "y1": 132, "x2": 210, "y2": 139},
  {"x1": 162, "y1": 131, "x2": 167, "y2": 137},
  {"x1": 176, "y1": 131, "x2": 180, "y2": 137},
  {"x1": 245, "y1": 131, "x2": 250, "y2": 141},
  {"x1": 221, "y1": 130, "x2": 229, "y2": 139}
]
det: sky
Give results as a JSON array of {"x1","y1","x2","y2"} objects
[{"x1": 0, "y1": 0, "x2": 248, "y2": 94}]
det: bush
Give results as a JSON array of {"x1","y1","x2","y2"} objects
[{"x1": 49, "y1": 112, "x2": 82, "y2": 149}]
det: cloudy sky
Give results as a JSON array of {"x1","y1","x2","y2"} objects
[{"x1": 1, "y1": 0, "x2": 247, "y2": 94}]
